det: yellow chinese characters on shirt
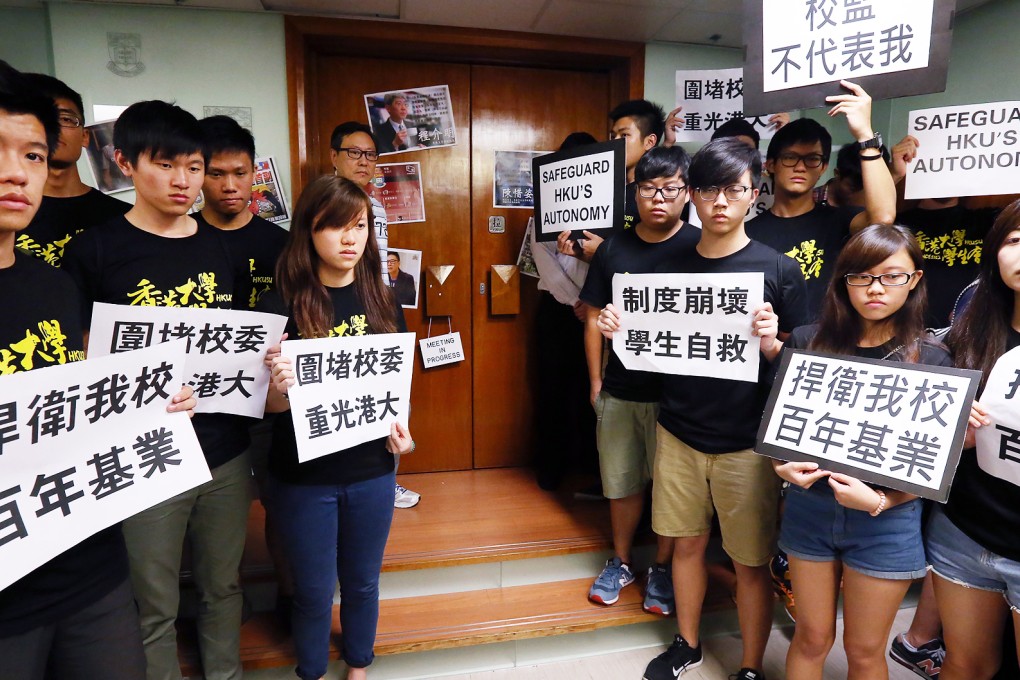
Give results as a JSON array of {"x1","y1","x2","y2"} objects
[
  {"x1": 127, "y1": 272, "x2": 230, "y2": 307},
  {"x1": 328, "y1": 314, "x2": 369, "y2": 338},
  {"x1": 0, "y1": 320, "x2": 84, "y2": 374},
  {"x1": 915, "y1": 230, "x2": 982, "y2": 266},
  {"x1": 248, "y1": 258, "x2": 274, "y2": 309},
  {"x1": 786, "y1": 239, "x2": 824, "y2": 280},
  {"x1": 16, "y1": 232, "x2": 76, "y2": 267}
]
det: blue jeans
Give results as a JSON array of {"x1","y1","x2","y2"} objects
[{"x1": 272, "y1": 471, "x2": 395, "y2": 678}]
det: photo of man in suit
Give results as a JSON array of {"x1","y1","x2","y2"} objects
[
  {"x1": 376, "y1": 93, "x2": 415, "y2": 153},
  {"x1": 386, "y1": 250, "x2": 417, "y2": 306}
]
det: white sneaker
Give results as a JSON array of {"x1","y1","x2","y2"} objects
[{"x1": 394, "y1": 483, "x2": 421, "y2": 508}]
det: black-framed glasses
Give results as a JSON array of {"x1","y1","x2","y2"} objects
[
  {"x1": 844, "y1": 272, "x2": 918, "y2": 287},
  {"x1": 336, "y1": 147, "x2": 379, "y2": 161},
  {"x1": 778, "y1": 152, "x2": 826, "y2": 168},
  {"x1": 695, "y1": 185, "x2": 752, "y2": 202},
  {"x1": 637, "y1": 184, "x2": 687, "y2": 200},
  {"x1": 57, "y1": 113, "x2": 82, "y2": 129}
]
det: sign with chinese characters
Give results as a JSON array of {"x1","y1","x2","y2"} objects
[
  {"x1": 905, "y1": 102, "x2": 1020, "y2": 200},
  {"x1": 610, "y1": 272, "x2": 764, "y2": 383},
  {"x1": 742, "y1": 0, "x2": 954, "y2": 115},
  {"x1": 975, "y1": 346, "x2": 1020, "y2": 488},
  {"x1": 494, "y1": 150, "x2": 549, "y2": 209},
  {"x1": 0, "y1": 342, "x2": 208, "y2": 591},
  {"x1": 419, "y1": 332, "x2": 465, "y2": 369},
  {"x1": 251, "y1": 156, "x2": 290, "y2": 224},
  {"x1": 368, "y1": 162, "x2": 426, "y2": 224},
  {"x1": 87, "y1": 303, "x2": 287, "y2": 419},
  {"x1": 673, "y1": 68, "x2": 781, "y2": 144},
  {"x1": 282, "y1": 332, "x2": 416, "y2": 462},
  {"x1": 533, "y1": 139, "x2": 625, "y2": 242},
  {"x1": 364, "y1": 85, "x2": 457, "y2": 155},
  {"x1": 758, "y1": 349, "x2": 979, "y2": 501}
]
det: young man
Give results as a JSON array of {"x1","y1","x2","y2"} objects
[
  {"x1": 746, "y1": 81, "x2": 896, "y2": 317},
  {"x1": 578, "y1": 146, "x2": 697, "y2": 616},
  {"x1": 62, "y1": 100, "x2": 251, "y2": 680},
  {"x1": 602, "y1": 138, "x2": 807, "y2": 680},
  {"x1": 329, "y1": 121, "x2": 420, "y2": 509},
  {"x1": 17, "y1": 73, "x2": 128, "y2": 267}
]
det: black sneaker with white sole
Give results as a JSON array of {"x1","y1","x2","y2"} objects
[
  {"x1": 729, "y1": 668, "x2": 767, "y2": 680},
  {"x1": 643, "y1": 634, "x2": 703, "y2": 679}
]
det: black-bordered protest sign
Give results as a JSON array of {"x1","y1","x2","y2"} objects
[
  {"x1": 611, "y1": 272, "x2": 765, "y2": 383},
  {"x1": 674, "y1": 68, "x2": 783, "y2": 145},
  {"x1": 0, "y1": 342, "x2": 209, "y2": 591},
  {"x1": 975, "y1": 345, "x2": 1020, "y2": 489},
  {"x1": 282, "y1": 332, "x2": 415, "y2": 462},
  {"x1": 88, "y1": 303, "x2": 287, "y2": 419},
  {"x1": 905, "y1": 101, "x2": 1020, "y2": 199},
  {"x1": 533, "y1": 139, "x2": 625, "y2": 242},
  {"x1": 757, "y1": 348, "x2": 979, "y2": 501},
  {"x1": 742, "y1": 0, "x2": 955, "y2": 115}
]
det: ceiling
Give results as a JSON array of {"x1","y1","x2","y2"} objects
[{"x1": 8, "y1": 0, "x2": 1002, "y2": 48}]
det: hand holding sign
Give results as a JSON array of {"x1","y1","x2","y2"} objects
[
  {"x1": 752, "y1": 302, "x2": 780, "y2": 359},
  {"x1": 386, "y1": 421, "x2": 413, "y2": 455},
  {"x1": 663, "y1": 106, "x2": 684, "y2": 147},
  {"x1": 772, "y1": 459, "x2": 830, "y2": 489},
  {"x1": 826, "y1": 80, "x2": 875, "y2": 142},
  {"x1": 169, "y1": 384, "x2": 197, "y2": 418},
  {"x1": 890, "y1": 135, "x2": 921, "y2": 184}
]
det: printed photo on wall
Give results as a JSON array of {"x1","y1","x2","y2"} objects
[
  {"x1": 384, "y1": 247, "x2": 422, "y2": 309},
  {"x1": 368, "y1": 162, "x2": 426, "y2": 224},
  {"x1": 494, "y1": 150, "x2": 550, "y2": 209},
  {"x1": 84, "y1": 120, "x2": 132, "y2": 195},
  {"x1": 364, "y1": 85, "x2": 457, "y2": 155},
  {"x1": 250, "y1": 156, "x2": 290, "y2": 224}
]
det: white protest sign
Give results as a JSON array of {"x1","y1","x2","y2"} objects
[
  {"x1": 533, "y1": 139, "x2": 625, "y2": 241},
  {"x1": 674, "y1": 68, "x2": 781, "y2": 145},
  {"x1": 88, "y1": 303, "x2": 287, "y2": 419},
  {"x1": 419, "y1": 332, "x2": 465, "y2": 369},
  {"x1": 757, "y1": 349, "x2": 979, "y2": 502},
  {"x1": 611, "y1": 272, "x2": 764, "y2": 383},
  {"x1": 975, "y1": 345, "x2": 1020, "y2": 488},
  {"x1": 0, "y1": 342, "x2": 209, "y2": 591},
  {"x1": 282, "y1": 332, "x2": 415, "y2": 462},
  {"x1": 905, "y1": 102, "x2": 1020, "y2": 200},
  {"x1": 762, "y1": 0, "x2": 933, "y2": 93}
]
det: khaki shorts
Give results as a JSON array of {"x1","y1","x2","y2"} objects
[
  {"x1": 594, "y1": 392, "x2": 659, "y2": 499},
  {"x1": 652, "y1": 424, "x2": 781, "y2": 567}
]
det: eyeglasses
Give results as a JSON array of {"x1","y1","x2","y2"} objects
[
  {"x1": 695, "y1": 185, "x2": 752, "y2": 202},
  {"x1": 57, "y1": 113, "x2": 82, "y2": 129},
  {"x1": 844, "y1": 272, "x2": 918, "y2": 287},
  {"x1": 637, "y1": 184, "x2": 687, "y2": 200},
  {"x1": 336, "y1": 147, "x2": 379, "y2": 161},
  {"x1": 777, "y1": 152, "x2": 827, "y2": 168}
]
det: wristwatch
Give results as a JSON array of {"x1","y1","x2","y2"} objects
[{"x1": 857, "y1": 132, "x2": 883, "y2": 152}]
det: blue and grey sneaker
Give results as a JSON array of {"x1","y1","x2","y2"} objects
[
  {"x1": 643, "y1": 564, "x2": 675, "y2": 616},
  {"x1": 588, "y1": 557, "x2": 635, "y2": 605}
]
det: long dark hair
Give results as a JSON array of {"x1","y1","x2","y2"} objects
[
  {"x1": 810, "y1": 224, "x2": 928, "y2": 362},
  {"x1": 276, "y1": 175, "x2": 397, "y2": 337},
  {"x1": 947, "y1": 199, "x2": 1020, "y2": 390}
]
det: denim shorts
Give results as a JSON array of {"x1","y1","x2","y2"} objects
[
  {"x1": 926, "y1": 506, "x2": 1020, "y2": 611},
  {"x1": 778, "y1": 483, "x2": 926, "y2": 580}
]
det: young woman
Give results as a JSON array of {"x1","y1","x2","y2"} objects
[
  {"x1": 260, "y1": 175, "x2": 413, "y2": 680},
  {"x1": 772, "y1": 224, "x2": 952, "y2": 680},
  {"x1": 930, "y1": 199, "x2": 1020, "y2": 680}
]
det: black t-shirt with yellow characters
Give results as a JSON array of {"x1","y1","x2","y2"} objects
[
  {"x1": 17, "y1": 189, "x2": 129, "y2": 268},
  {"x1": 195, "y1": 212, "x2": 289, "y2": 310}
]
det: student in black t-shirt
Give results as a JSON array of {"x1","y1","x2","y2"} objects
[
  {"x1": 771, "y1": 225, "x2": 952, "y2": 680},
  {"x1": 16, "y1": 74, "x2": 128, "y2": 267},
  {"x1": 747, "y1": 81, "x2": 896, "y2": 317},
  {"x1": 599, "y1": 138, "x2": 806, "y2": 680},
  {"x1": 62, "y1": 100, "x2": 251, "y2": 680},
  {"x1": 0, "y1": 63, "x2": 195, "y2": 680},
  {"x1": 260, "y1": 176, "x2": 413, "y2": 680},
  {"x1": 931, "y1": 200, "x2": 1020, "y2": 680}
]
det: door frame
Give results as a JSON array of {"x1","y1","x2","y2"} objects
[{"x1": 284, "y1": 15, "x2": 645, "y2": 194}]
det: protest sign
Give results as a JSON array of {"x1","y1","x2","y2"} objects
[
  {"x1": 419, "y1": 332, "x2": 465, "y2": 369},
  {"x1": 282, "y1": 332, "x2": 416, "y2": 462},
  {"x1": 905, "y1": 101, "x2": 1020, "y2": 200},
  {"x1": 0, "y1": 342, "x2": 208, "y2": 591},
  {"x1": 743, "y1": 0, "x2": 955, "y2": 115},
  {"x1": 975, "y1": 346, "x2": 1020, "y2": 488},
  {"x1": 533, "y1": 139, "x2": 625, "y2": 242},
  {"x1": 611, "y1": 272, "x2": 764, "y2": 383},
  {"x1": 88, "y1": 303, "x2": 287, "y2": 418},
  {"x1": 673, "y1": 68, "x2": 782, "y2": 145},
  {"x1": 758, "y1": 349, "x2": 979, "y2": 501}
]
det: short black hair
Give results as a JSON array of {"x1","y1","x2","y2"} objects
[
  {"x1": 388, "y1": 251, "x2": 400, "y2": 261},
  {"x1": 609, "y1": 100, "x2": 665, "y2": 147},
  {"x1": 689, "y1": 137, "x2": 762, "y2": 190},
  {"x1": 635, "y1": 145, "x2": 692, "y2": 184},
  {"x1": 834, "y1": 141, "x2": 890, "y2": 192},
  {"x1": 200, "y1": 115, "x2": 255, "y2": 164},
  {"x1": 558, "y1": 132, "x2": 598, "y2": 152},
  {"x1": 0, "y1": 60, "x2": 59, "y2": 156},
  {"x1": 766, "y1": 117, "x2": 832, "y2": 161},
  {"x1": 711, "y1": 118, "x2": 760, "y2": 149},
  {"x1": 21, "y1": 72, "x2": 84, "y2": 118},
  {"x1": 113, "y1": 100, "x2": 205, "y2": 166},
  {"x1": 330, "y1": 121, "x2": 377, "y2": 151}
]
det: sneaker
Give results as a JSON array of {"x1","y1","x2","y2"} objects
[
  {"x1": 889, "y1": 633, "x2": 944, "y2": 679},
  {"x1": 394, "y1": 483, "x2": 420, "y2": 509},
  {"x1": 643, "y1": 564, "x2": 675, "y2": 616},
  {"x1": 729, "y1": 669, "x2": 767, "y2": 680},
  {"x1": 588, "y1": 557, "x2": 635, "y2": 605},
  {"x1": 643, "y1": 634, "x2": 703, "y2": 679},
  {"x1": 769, "y1": 550, "x2": 796, "y2": 622}
]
